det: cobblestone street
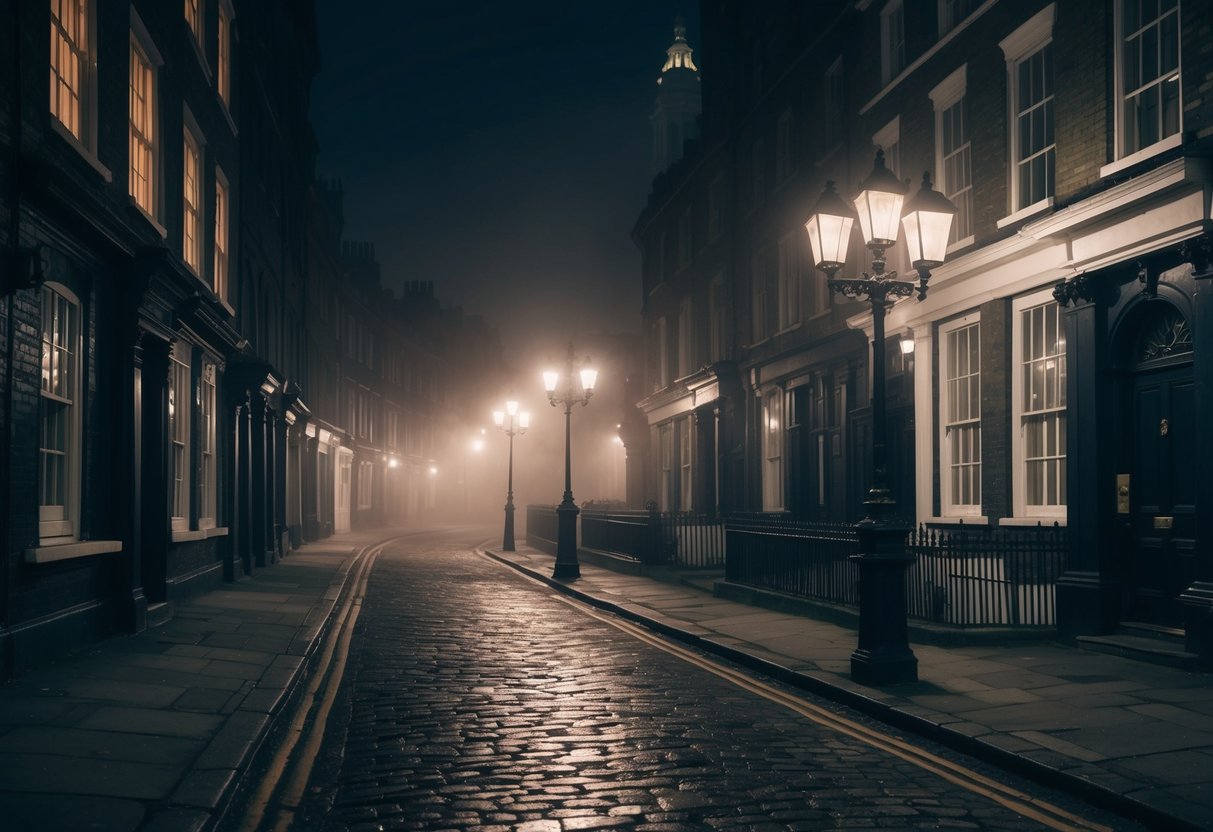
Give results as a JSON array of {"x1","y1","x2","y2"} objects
[{"x1": 294, "y1": 542, "x2": 1135, "y2": 831}]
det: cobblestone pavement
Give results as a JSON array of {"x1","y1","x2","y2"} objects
[{"x1": 297, "y1": 542, "x2": 1139, "y2": 831}]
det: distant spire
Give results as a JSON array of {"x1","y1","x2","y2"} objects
[{"x1": 661, "y1": 16, "x2": 698, "y2": 74}]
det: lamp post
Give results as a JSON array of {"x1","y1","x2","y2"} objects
[
  {"x1": 544, "y1": 343, "x2": 597, "y2": 579},
  {"x1": 804, "y1": 149, "x2": 956, "y2": 684},
  {"x1": 492, "y1": 402, "x2": 529, "y2": 552}
]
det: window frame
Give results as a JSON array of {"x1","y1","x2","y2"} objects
[
  {"x1": 999, "y1": 5, "x2": 1056, "y2": 222},
  {"x1": 217, "y1": 2, "x2": 232, "y2": 108},
  {"x1": 929, "y1": 65, "x2": 973, "y2": 251},
  {"x1": 939, "y1": 311, "x2": 982, "y2": 516},
  {"x1": 39, "y1": 283, "x2": 83, "y2": 543},
  {"x1": 182, "y1": 120, "x2": 204, "y2": 275},
  {"x1": 678, "y1": 297, "x2": 693, "y2": 378},
  {"x1": 198, "y1": 360, "x2": 217, "y2": 528},
  {"x1": 169, "y1": 339, "x2": 192, "y2": 531},
  {"x1": 213, "y1": 167, "x2": 229, "y2": 301},
  {"x1": 777, "y1": 232, "x2": 801, "y2": 332},
  {"x1": 761, "y1": 388, "x2": 784, "y2": 511},
  {"x1": 1111, "y1": 0, "x2": 1182, "y2": 168},
  {"x1": 128, "y1": 16, "x2": 162, "y2": 222},
  {"x1": 49, "y1": 0, "x2": 96, "y2": 148},
  {"x1": 1012, "y1": 289, "x2": 1067, "y2": 518},
  {"x1": 679, "y1": 416, "x2": 693, "y2": 511},
  {"x1": 880, "y1": 0, "x2": 906, "y2": 86}
]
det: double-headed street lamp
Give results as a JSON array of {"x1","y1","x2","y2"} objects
[
  {"x1": 804, "y1": 149, "x2": 957, "y2": 684},
  {"x1": 543, "y1": 343, "x2": 597, "y2": 579},
  {"x1": 492, "y1": 401, "x2": 529, "y2": 552}
]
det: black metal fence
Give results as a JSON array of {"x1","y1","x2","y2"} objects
[
  {"x1": 906, "y1": 522, "x2": 1065, "y2": 626},
  {"x1": 723, "y1": 515, "x2": 1066, "y2": 627},
  {"x1": 580, "y1": 509, "x2": 656, "y2": 563},
  {"x1": 525, "y1": 505, "x2": 558, "y2": 555},
  {"x1": 578, "y1": 509, "x2": 726, "y2": 568},
  {"x1": 725, "y1": 515, "x2": 860, "y2": 605},
  {"x1": 665, "y1": 512, "x2": 726, "y2": 568}
]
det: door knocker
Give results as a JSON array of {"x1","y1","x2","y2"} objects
[{"x1": 1160, "y1": 418, "x2": 1169, "y2": 437}]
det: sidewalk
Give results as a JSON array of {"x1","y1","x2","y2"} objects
[
  {"x1": 486, "y1": 545, "x2": 1213, "y2": 832},
  {"x1": 0, "y1": 529, "x2": 393, "y2": 832}
]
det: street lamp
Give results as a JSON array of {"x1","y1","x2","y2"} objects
[
  {"x1": 544, "y1": 342, "x2": 597, "y2": 579},
  {"x1": 492, "y1": 401, "x2": 529, "y2": 552},
  {"x1": 804, "y1": 149, "x2": 956, "y2": 684},
  {"x1": 462, "y1": 435, "x2": 485, "y2": 516}
]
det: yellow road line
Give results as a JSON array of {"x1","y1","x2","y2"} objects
[{"x1": 485, "y1": 551, "x2": 1113, "y2": 832}]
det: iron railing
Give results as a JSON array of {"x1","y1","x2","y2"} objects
[
  {"x1": 665, "y1": 511, "x2": 725, "y2": 568},
  {"x1": 525, "y1": 504, "x2": 558, "y2": 555},
  {"x1": 725, "y1": 514, "x2": 860, "y2": 605},
  {"x1": 580, "y1": 509, "x2": 656, "y2": 563},
  {"x1": 578, "y1": 509, "x2": 726, "y2": 568}
]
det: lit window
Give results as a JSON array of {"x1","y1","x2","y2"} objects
[
  {"x1": 777, "y1": 233, "x2": 801, "y2": 331},
  {"x1": 128, "y1": 35, "x2": 156, "y2": 216},
  {"x1": 217, "y1": 5, "x2": 231, "y2": 106},
  {"x1": 184, "y1": 0, "x2": 202, "y2": 45},
  {"x1": 931, "y1": 67, "x2": 971, "y2": 246},
  {"x1": 170, "y1": 340, "x2": 191, "y2": 529},
  {"x1": 40, "y1": 284, "x2": 80, "y2": 541},
  {"x1": 214, "y1": 171, "x2": 229, "y2": 300},
  {"x1": 680, "y1": 417, "x2": 693, "y2": 511},
  {"x1": 941, "y1": 314, "x2": 981, "y2": 514},
  {"x1": 1014, "y1": 293, "x2": 1066, "y2": 515},
  {"x1": 183, "y1": 128, "x2": 202, "y2": 273},
  {"x1": 199, "y1": 361, "x2": 217, "y2": 527},
  {"x1": 1119, "y1": 0, "x2": 1181, "y2": 157},
  {"x1": 50, "y1": 0, "x2": 89, "y2": 141},
  {"x1": 1000, "y1": 7, "x2": 1056, "y2": 214},
  {"x1": 762, "y1": 389, "x2": 783, "y2": 511},
  {"x1": 357, "y1": 461, "x2": 373, "y2": 510},
  {"x1": 880, "y1": 0, "x2": 905, "y2": 85}
]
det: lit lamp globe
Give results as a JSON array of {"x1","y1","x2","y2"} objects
[
  {"x1": 579, "y1": 363, "x2": 598, "y2": 395},
  {"x1": 853, "y1": 149, "x2": 907, "y2": 250},
  {"x1": 519, "y1": 411, "x2": 531, "y2": 429},
  {"x1": 901, "y1": 171, "x2": 958, "y2": 297},
  {"x1": 804, "y1": 180, "x2": 857, "y2": 277},
  {"x1": 543, "y1": 369, "x2": 559, "y2": 394}
]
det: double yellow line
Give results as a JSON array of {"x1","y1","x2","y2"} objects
[
  {"x1": 491, "y1": 554, "x2": 1114, "y2": 832},
  {"x1": 239, "y1": 536, "x2": 395, "y2": 832}
]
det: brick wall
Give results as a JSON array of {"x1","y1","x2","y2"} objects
[{"x1": 979, "y1": 298, "x2": 1012, "y2": 520}]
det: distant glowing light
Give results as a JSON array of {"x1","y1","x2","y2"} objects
[{"x1": 428, "y1": 466, "x2": 438, "y2": 475}]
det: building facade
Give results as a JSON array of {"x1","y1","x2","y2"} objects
[{"x1": 634, "y1": 0, "x2": 1213, "y2": 659}]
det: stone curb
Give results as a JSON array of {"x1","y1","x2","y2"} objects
[{"x1": 482, "y1": 547, "x2": 1199, "y2": 832}]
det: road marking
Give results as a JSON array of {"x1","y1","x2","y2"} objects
[
  {"x1": 238, "y1": 536, "x2": 395, "y2": 832},
  {"x1": 483, "y1": 551, "x2": 1114, "y2": 832}
]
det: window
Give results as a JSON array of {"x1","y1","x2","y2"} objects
[
  {"x1": 169, "y1": 340, "x2": 191, "y2": 529},
  {"x1": 357, "y1": 461, "x2": 373, "y2": 510},
  {"x1": 199, "y1": 361, "x2": 217, "y2": 527},
  {"x1": 1014, "y1": 293, "x2": 1066, "y2": 516},
  {"x1": 1118, "y1": 0, "x2": 1181, "y2": 159},
  {"x1": 217, "y1": 4, "x2": 231, "y2": 107},
  {"x1": 751, "y1": 250, "x2": 767, "y2": 342},
  {"x1": 40, "y1": 284, "x2": 80, "y2": 540},
  {"x1": 709, "y1": 275, "x2": 726, "y2": 362},
  {"x1": 777, "y1": 233, "x2": 801, "y2": 330},
  {"x1": 707, "y1": 175, "x2": 724, "y2": 240},
  {"x1": 184, "y1": 0, "x2": 202, "y2": 44},
  {"x1": 762, "y1": 389, "x2": 783, "y2": 511},
  {"x1": 678, "y1": 298, "x2": 693, "y2": 378},
  {"x1": 823, "y1": 58, "x2": 844, "y2": 150},
  {"x1": 657, "y1": 316, "x2": 669, "y2": 388},
  {"x1": 775, "y1": 109, "x2": 794, "y2": 182},
  {"x1": 680, "y1": 417, "x2": 693, "y2": 511},
  {"x1": 659, "y1": 423, "x2": 673, "y2": 511},
  {"x1": 941, "y1": 314, "x2": 981, "y2": 514},
  {"x1": 881, "y1": 0, "x2": 905, "y2": 85},
  {"x1": 1000, "y1": 7, "x2": 1056, "y2": 215},
  {"x1": 678, "y1": 209, "x2": 692, "y2": 268},
  {"x1": 183, "y1": 128, "x2": 202, "y2": 273},
  {"x1": 50, "y1": 0, "x2": 90, "y2": 142},
  {"x1": 931, "y1": 67, "x2": 972, "y2": 246},
  {"x1": 939, "y1": 0, "x2": 977, "y2": 36},
  {"x1": 129, "y1": 34, "x2": 157, "y2": 217},
  {"x1": 214, "y1": 170, "x2": 229, "y2": 300}
]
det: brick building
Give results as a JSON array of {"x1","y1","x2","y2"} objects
[{"x1": 634, "y1": 1, "x2": 1213, "y2": 659}]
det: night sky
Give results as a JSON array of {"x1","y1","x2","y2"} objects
[{"x1": 311, "y1": 1, "x2": 700, "y2": 357}]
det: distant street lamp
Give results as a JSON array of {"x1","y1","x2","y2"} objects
[
  {"x1": 804, "y1": 149, "x2": 956, "y2": 684},
  {"x1": 463, "y1": 435, "x2": 485, "y2": 516},
  {"x1": 544, "y1": 343, "x2": 597, "y2": 579},
  {"x1": 492, "y1": 401, "x2": 529, "y2": 552}
]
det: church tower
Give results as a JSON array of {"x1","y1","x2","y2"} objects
[{"x1": 651, "y1": 17, "x2": 701, "y2": 176}]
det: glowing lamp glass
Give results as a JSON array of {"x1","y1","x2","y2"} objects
[
  {"x1": 506, "y1": 400, "x2": 518, "y2": 416},
  {"x1": 580, "y1": 367, "x2": 598, "y2": 392},
  {"x1": 519, "y1": 412, "x2": 531, "y2": 429},
  {"x1": 804, "y1": 181, "x2": 855, "y2": 272},
  {"x1": 492, "y1": 410, "x2": 505, "y2": 427},
  {"x1": 853, "y1": 150, "x2": 907, "y2": 247},
  {"x1": 901, "y1": 172, "x2": 957, "y2": 269},
  {"x1": 543, "y1": 370, "x2": 559, "y2": 392}
]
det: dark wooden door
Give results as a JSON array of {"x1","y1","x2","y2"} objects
[{"x1": 1129, "y1": 364, "x2": 1196, "y2": 625}]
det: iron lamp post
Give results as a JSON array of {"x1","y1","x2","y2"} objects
[
  {"x1": 804, "y1": 150, "x2": 957, "y2": 684},
  {"x1": 492, "y1": 402, "x2": 529, "y2": 552},
  {"x1": 544, "y1": 343, "x2": 597, "y2": 579}
]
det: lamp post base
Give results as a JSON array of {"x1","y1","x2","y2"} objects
[
  {"x1": 503, "y1": 498, "x2": 516, "y2": 552},
  {"x1": 849, "y1": 513, "x2": 917, "y2": 685},
  {"x1": 553, "y1": 499, "x2": 580, "y2": 579}
]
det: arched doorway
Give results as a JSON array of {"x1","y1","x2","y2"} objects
[{"x1": 1117, "y1": 300, "x2": 1196, "y2": 626}]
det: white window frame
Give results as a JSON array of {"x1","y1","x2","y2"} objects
[
  {"x1": 214, "y1": 167, "x2": 229, "y2": 301},
  {"x1": 1012, "y1": 289, "x2": 1067, "y2": 518},
  {"x1": 999, "y1": 5, "x2": 1056, "y2": 223},
  {"x1": 679, "y1": 416, "x2": 693, "y2": 511},
  {"x1": 357, "y1": 460, "x2": 373, "y2": 511},
  {"x1": 1109, "y1": 0, "x2": 1182, "y2": 172},
  {"x1": 762, "y1": 388, "x2": 784, "y2": 511},
  {"x1": 50, "y1": 0, "x2": 95, "y2": 147},
  {"x1": 182, "y1": 120, "x2": 203, "y2": 275},
  {"x1": 217, "y1": 1, "x2": 232, "y2": 108},
  {"x1": 880, "y1": 0, "x2": 905, "y2": 86},
  {"x1": 777, "y1": 232, "x2": 801, "y2": 331},
  {"x1": 659, "y1": 423, "x2": 673, "y2": 511},
  {"x1": 128, "y1": 16, "x2": 162, "y2": 222},
  {"x1": 169, "y1": 340, "x2": 192, "y2": 531},
  {"x1": 930, "y1": 65, "x2": 973, "y2": 251},
  {"x1": 199, "y1": 360, "x2": 217, "y2": 528},
  {"x1": 939, "y1": 312, "x2": 982, "y2": 516},
  {"x1": 39, "y1": 283, "x2": 82, "y2": 542}
]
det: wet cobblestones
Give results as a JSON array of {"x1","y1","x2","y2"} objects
[{"x1": 301, "y1": 545, "x2": 1105, "y2": 831}]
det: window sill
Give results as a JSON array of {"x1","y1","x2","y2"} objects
[
  {"x1": 171, "y1": 529, "x2": 207, "y2": 543},
  {"x1": 929, "y1": 515, "x2": 988, "y2": 526},
  {"x1": 1000, "y1": 516, "x2": 1066, "y2": 527},
  {"x1": 996, "y1": 198, "x2": 1054, "y2": 230},
  {"x1": 49, "y1": 120, "x2": 113, "y2": 183},
  {"x1": 945, "y1": 235, "x2": 976, "y2": 256},
  {"x1": 774, "y1": 322, "x2": 802, "y2": 337},
  {"x1": 25, "y1": 539, "x2": 123, "y2": 564},
  {"x1": 1099, "y1": 133, "x2": 1183, "y2": 179},
  {"x1": 131, "y1": 201, "x2": 168, "y2": 239},
  {"x1": 204, "y1": 525, "x2": 229, "y2": 538}
]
